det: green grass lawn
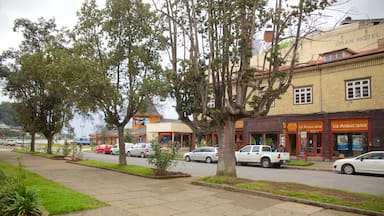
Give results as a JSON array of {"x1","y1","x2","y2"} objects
[
  {"x1": 78, "y1": 160, "x2": 154, "y2": 176},
  {"x1": 0, "y1": 160, "x2": 107, "y2": 215},
  {"x1": 285, "y1": 160, "x2": 314, "y2": 166},
  {"x1": 199, "y1": 176, "x2": 384, "y2": 213}
]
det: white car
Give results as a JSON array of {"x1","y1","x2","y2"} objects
[
  {"x1": 183, "y1": 146, "x2": 219, "y2": 163},
  {"x1": 332, "y1": 151, "x2": 384, "y2": 175}
]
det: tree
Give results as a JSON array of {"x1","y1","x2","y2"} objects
[
  {"x1": 1, "y1": 18, "x2": 76, "y2": 153},
  {"x1": 73, "y1": 0, "x2": 166, "y2": 165},
  {"x1": 159, "y1": 0, "x2": 336, "y2": 177}
]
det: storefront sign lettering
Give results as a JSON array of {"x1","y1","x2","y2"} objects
[
  {"x1": 331, "y1": 119, "x2": 368, "y2": 131},
  {"x1": 298, "y1": 121, "x2": 323, "y2": 132},
  {"x1": 335, "y1": 32, "x2": 381, "y2": 47}
]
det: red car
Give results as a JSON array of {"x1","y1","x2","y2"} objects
[{"x1": 95, "y1": 144, "x2": 112, "y2": 154}]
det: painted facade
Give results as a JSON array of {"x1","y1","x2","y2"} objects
[{"x1": 244, "y1": 19, "x2": 384, "y2": 160}]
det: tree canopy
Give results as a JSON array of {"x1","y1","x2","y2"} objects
[
  {"x1": 73, "y1": 0, "x2": 167, "y2": 165},
  {"x1": 159, "y1": 0, "x2": 336, "y2": 176}
]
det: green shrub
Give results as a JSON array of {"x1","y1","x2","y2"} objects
[
  {"x1": 0, "y1": 158, "x2": 42, "y2": 216},
  {"x1": 62, "y1": 140, "x2": 71, "y2": 157},
  {"x1": 1, "y1": 185, "x2": 42, "y2": 216},
  {"x1": 147, "y1": 144, "x2": 176, "y2": 175}
]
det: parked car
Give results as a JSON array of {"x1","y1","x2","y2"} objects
[
  {"x1": 235, "y1": 145, "x2": 290, "y2": 168},
  {"x1": 110, "y1": 144, "x2": 119, "y2": 155},
  {"x1": 184, "y1": 146, "x2": 219, "y2": 163},
  {"x1": 332, "y1": 151, "x2": 384, "y2": 175},
  {"x1": 124, "y1": 143, "x2": 135, "y2": 155},
  {"x1": 126, "y1": 143, "x2": 154, "y2": 158},
  {"x1": 95, "y1": 144, "x2": 112, "y2": 154},
  {"x1": 110, "y1": 143, "x2": 135, "y2": 155}
]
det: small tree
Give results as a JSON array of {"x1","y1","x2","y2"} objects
[{"x1": 147, "y1": 144, "x2": 176, "y2": 176}]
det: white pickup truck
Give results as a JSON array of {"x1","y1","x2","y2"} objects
[{"x1": 235, "y1": 145, "x2": 290, "y2": 168}]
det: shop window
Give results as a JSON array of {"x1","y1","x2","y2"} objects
[
  {"x1": 250, "y1": 134, "x2": 263, "y2": 145},
  {"x1": 345, "y1": 78, "x2": 370, "y2": 100},
  {"x1": 333, "y1": 133, "x2": 368, "y2": 158},
  {"x1": 294, "y1": 86, "x2": 312, "y2": 105}
]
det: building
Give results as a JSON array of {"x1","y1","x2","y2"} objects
[
  {"x1": 90, "y1": 101, "x2": 193, "y2": 148},
  {"x1": 244, "y1": 18, "x2": 384, "y2": 161}
]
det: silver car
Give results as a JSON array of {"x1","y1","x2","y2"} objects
[
  {"x1": 127, "y1": 143, "x2": 154, "y2": 158},
  {"x1": 184, "y1": 146, "x2": 219, "y2": 163}
]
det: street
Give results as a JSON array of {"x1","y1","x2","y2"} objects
[{"x1": 83, "y1": 152, "x2": 384, "y2": 196}]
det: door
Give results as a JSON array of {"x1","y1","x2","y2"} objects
[
  {"x1": 307, "y1": 133, "x2": 322, "y2": 156},
  {"x1": 288, "y1": 134, "x2": 297, "y2": 156},
  {"x1": 237, "y1": 146, "x2": 253, "y2": 162}
]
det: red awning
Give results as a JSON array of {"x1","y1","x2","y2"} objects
[{"x1": 159, "y1": 132, "x2": 172, "y2": 136}]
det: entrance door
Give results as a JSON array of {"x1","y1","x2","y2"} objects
[
  {"x1": 307, "y1": 133, "x2": 322, "y2": 156},
  {"x1": 288, "y1": 134, "x2": 297, "y2": 156}
]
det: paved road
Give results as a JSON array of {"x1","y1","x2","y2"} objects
[
  {"x1": 84, "y1": 152, "x2": 384, "y2": 196},
  {"x1": 0, "y1": 150, "x2": 368, "y2": 216}
]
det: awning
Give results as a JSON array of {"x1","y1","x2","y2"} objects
[{"x1": 159, "y1": 132, "x2": 172, "y2": 136}]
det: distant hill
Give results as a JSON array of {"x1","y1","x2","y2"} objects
[{"x1": 0, "y1": 102, "x2": 19, "y2": 127}]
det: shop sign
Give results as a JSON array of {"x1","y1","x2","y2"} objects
[
  {"x1": 298, "y1": 121, "x2": 323, "y2": 132},
  {"x1": 287, "y1": 122, "x2": 297, "y2": 131},
  {"x1": 331, "y1": 119, "x2": 368, "y2": 132}
]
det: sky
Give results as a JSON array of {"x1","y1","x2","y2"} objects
[{"x1": 0, "y1": 0, "x2": 383, "y2": 137}]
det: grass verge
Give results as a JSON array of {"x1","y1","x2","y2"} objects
[
  {"x1": 0, "y1": 160, "x2": 107, "y2": 215},
  {"x1": 199, "y1": 176, "x2": 384, "y2": 213},
  {"x1": 13, "y1": 149, "x2": 63, "y2": 159},
  {"x1": 285, "y1": 160, "x2": 314, "y2": 166},
  {"x1": 77, "y1": 160, "x2": 154, "y2": 176}
]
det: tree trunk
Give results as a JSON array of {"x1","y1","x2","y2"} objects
[
  {"x1": 118, "y1": 125, "x2": 127, "y2": 166},
  {"x1": 30, "y1": 132, "x2": 35, "y2": 152},
  {"x1": 47, "y1": 135, "x2": 53, "y2": 154},
  {"x1": 216, "y1": 117, "x2": 237, "y2": 177}
]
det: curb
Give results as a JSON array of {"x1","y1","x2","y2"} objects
[
  {"x1": 66, "y1": 160, "x2": 191, "y2": 179},
  {"x1": 191, "y1": 181, "x2": 384, "y2": 216}
]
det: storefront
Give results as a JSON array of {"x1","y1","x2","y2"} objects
[
  {"x1": 330, "y1": 119, "x2": 369, "y2": 158},
  {"x1": 285, "y1": 121, "x2": 324, "y2": 159},
  {"x1": 243, "y1": 110, "x2": 383, "y2": 161}
]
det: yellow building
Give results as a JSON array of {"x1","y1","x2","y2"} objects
[{"x1": 244, "y1": 18, "x2": 384, "y2": 160}]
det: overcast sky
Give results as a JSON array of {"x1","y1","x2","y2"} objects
[{"x1": 0, "y1": 0, "x2": 383, "y2": 137}]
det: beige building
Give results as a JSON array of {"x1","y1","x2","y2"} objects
[
  {"x1": 244, "y1": 18, "x2": 384, "y2": 161},
  {"x1": 146, "y1": 120, "x2": 193, "y2": 149}
]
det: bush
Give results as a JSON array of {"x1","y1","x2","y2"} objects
[
  {"x1": 62, "y1": 140, "x2": 71, "y2": 157},
  {"x1": 147, "y1": 144, "x2": 176, "y2": 175},
  {"x1": 0, "y1": 158, "x2": 42, "y2": 216},
  {"x1": 1, "y1": 185, "x2": 42, "y2": 216}
]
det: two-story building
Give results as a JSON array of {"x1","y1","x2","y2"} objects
[{"x1": 244, "y1": 18, "x2": 384, "y2": 161}]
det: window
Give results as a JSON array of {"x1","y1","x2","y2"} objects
[
  {"x1": 346, "y1": 78, "x2": 370, "y2": 100},
  {"x1": 294, "y1": 86, "x2": 312, "y2": 104}
]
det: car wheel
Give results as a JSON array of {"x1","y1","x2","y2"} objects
[
  {"x1": 140, "y1": 152, "x2": 145, "y2": 158},
  {"x1": 261, "y1": 158, "x2": 271, "y2": 168},
  {"x1": 126, "y1": 151, "x2": 131, "y2": 157},
  {"x1": 205, "y1": 157, "x2": 212, "y2": 164},
  {"x1": 342, "y1": 164, "x2": 355, "y2": 175},
  {"x1": 185, "y1": 156, "x2": 191, "y2": 162}
]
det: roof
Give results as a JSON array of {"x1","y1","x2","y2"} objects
[
  {"x1": 278, "y1": 47, "x2": 384, "y2": 71},
  {"x1": 340, "y1": 17, "x2": 384, "y2": 26},
  {"x1": 135, "y1": 100, "x2": 161, "y2": 117}
]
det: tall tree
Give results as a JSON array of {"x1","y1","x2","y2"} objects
[
  {"x1": 73, "y1": 0, "x2": 166, "y2": 165},
  {"x1": 159, "y1": 0, "x2": 336, "y2": 177},
  {"x1": 1, "y1": 18, "x2": 76, "y2": 153}
]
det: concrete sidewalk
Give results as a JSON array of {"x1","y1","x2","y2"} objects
[{"x1": 0, "y1": 150, "x2": 364, "y2": 216}]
